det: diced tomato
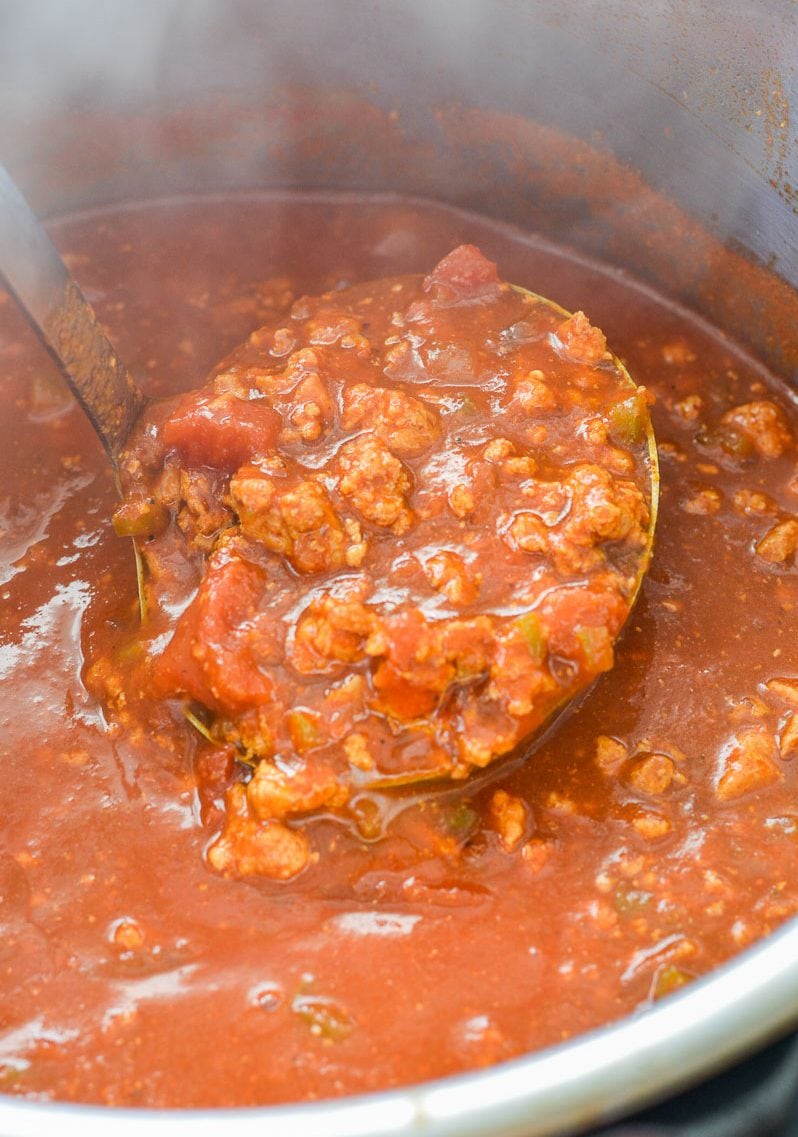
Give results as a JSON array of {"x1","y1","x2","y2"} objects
[
  {"x1": 162, "y1": 390, "x2": 281, "y2": 471},
  {"x1": 152, "y1": 553, "x2": 274, "y2": 713},
  {"x1": 423, "y1": 244, "x2": 501, "y2": 303}
]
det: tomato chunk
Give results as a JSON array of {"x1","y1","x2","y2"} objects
[
  {"x1": 423, "y1": 244, "x2": 501, "y2": 303},
  {"x1": 162, "y1": 391, "x2": 281, "y2": 471},
  {"x1": 152, "y1": 553, "x2": 274, "y2": 714}
]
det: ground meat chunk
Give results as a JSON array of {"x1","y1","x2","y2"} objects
[
  {"x1": 489, "y1": 790, "x2": 529, "y2": 852},
  {"x1": 483, "y1": 438, "x2": 515, "y2": 463},
  {"x1": 322, "y1": 674, "x2": 368, "y2": 738},
  {"x1": 264, "y1": 325, "x2": 297, "y2": 357},
  {"x1": 521, "y1": 838, "x2": 554, "y2": 873},
  {"x1": 342, "y1": 384, "x2": 440, "y2": 455},
  {"x1": 343, "y1": 732, "x2": 374, "y2": 771},
  {"x1": 422, "y1": 550, "x2": 480, "y2": 605},
  {"x1": 290, "y1": 584, "x2": 377, "y2": 674},
  {"x1": 285, "y1": 371, "x2": 334, "y2": 442},
  {"x1": 505, "y1": 511, "x2": 549, "y2": 555},
  {"x1": 247, "y1": 760, "x2": 349, "y2": 820},
  {"x1": 118, "y1": 466, "x2": 229, "y2": 551},
  {"x1": 176, "y1": 469, "x2": 231, "y2": 545},
  {"x1": 338, "y1": 435, "x2": 414, "y2": 533},
  {"x1": 721, "y1": 400, "x2": 792, "y2": 458},
  {"x1": 625, "y1": 752, "x2": 677, "y2": 795},
  {"x1": 230, "y1": 465, "x2": 346, "y2": 574},
  {"x1": 715, "y1": 728, "x2": 781, "y2": 801},
  {"x1": 217, "y1": 706, "x2": 276, "y2": 761},
  {"x1": 555, "y1": 311, "x2": 609, "y2": 364},
  {"x1": 595, "y1": 735, "x2": 628, "y2": 774},
  {"x1": 673, "y1": 393, "x2": 703, "y2": 420},
  {"x1": 207, "y1": 784, "x2": 311, "y2": 880},
  {"x1": 305, "y1": 309, "x2": 366, "y2": 348},
  {"x1": 682, "y1": 487, "x2": 722, "y2": 515},
  {"x1": 566, "y1": 465, "x2": 649, "y2": 545},
  {"x1": 631, "y1": 810, "x2": 672, "y2": 842},
  {"x1": 517, "y1": 479, "x2": 572, "y2": 525},
  {"x1": 448, "y1": 483, "x2": 475, "y2": 518},
  {"x1": 755, "y1": 518, "x2": 798, "y2": 565},
  {"x1": 486, "y1": 617, "x2": 555, "y2": 716},
  {"x1": 733, "y1": 490, "x2": 776, "y2": 516},
  {"x1": 507, "y1": 465, "x2": 648, "y2": 574},
  {"x1": 513, "y1": 369, "x2": 557, "y2": 412},
  {"x1": 457, "y1": 699, "x2": 520, "y2": 767}
]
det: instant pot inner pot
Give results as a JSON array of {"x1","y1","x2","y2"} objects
[{"x1": 1, "y1": 1, "x2": 797, "y2": 1135}]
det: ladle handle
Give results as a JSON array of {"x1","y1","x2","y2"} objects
[{"x1": 0, "y1": 163, "x2": 145, "y2": 460}]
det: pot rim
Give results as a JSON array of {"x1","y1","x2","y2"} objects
[{"x1": 2, "y1": 915, "x2": 798, "y2": 1137}]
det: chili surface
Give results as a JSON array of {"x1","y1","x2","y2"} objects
[{"x1": 0, "y1": 193, "x2": 797, "y2": 1107}]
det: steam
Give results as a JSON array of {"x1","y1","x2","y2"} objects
[{"x1": 0, "y1": 1, "x2": 794, "y2": 316}]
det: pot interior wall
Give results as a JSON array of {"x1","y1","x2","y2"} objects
[
  {"x1": 1, "y1": 0, "x2": 796, "y2": 380},
  {"x1": 0, "y1": 3, "x2": 798, "y2": 1133}
]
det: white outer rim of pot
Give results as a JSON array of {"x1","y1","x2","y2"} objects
[{"x1": 2, "y1": 916, "x2": 798, "y2": 1137}]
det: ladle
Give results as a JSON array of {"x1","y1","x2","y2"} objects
[
  {"x1": 0, "y1": 167, "x2": 659, "y2": 795},
  {"x1": 0, "y1": 163, "x2": 145, "y2": 461}
]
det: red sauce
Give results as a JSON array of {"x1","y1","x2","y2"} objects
[{"x1": 1, "y1": 193, "x2": 797, "y2": 1107}]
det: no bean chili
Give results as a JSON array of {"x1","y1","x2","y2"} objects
[{"x1": 0, "y1": 194, "x2": 796, "y2": 1107}]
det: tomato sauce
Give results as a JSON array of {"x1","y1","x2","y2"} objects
[{"x1": 1, "y1": 192, "x2": 797, "y2": 1107}]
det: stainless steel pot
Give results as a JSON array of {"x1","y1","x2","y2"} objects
[{"x1": 1, "y1": 2, "x2": 797, "y2": 1133}]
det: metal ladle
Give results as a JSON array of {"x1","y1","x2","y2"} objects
[
  {"x1": 0, "y1": 164, "x2": 660, "y2": 796},
  {"x1": 0, "y1": 163, "x2": 145, "y2": 462}
]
